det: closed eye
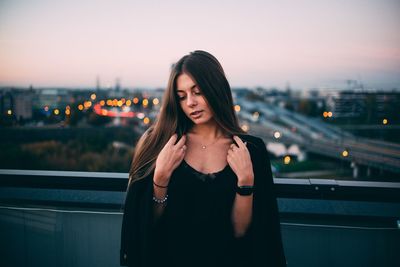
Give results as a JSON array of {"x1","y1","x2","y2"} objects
[{"x1": 177, "y1": 91, "x2": 202, "y2": 101}]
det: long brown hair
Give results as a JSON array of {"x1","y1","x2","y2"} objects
[{"x1": 128, "y1": 50, "x2": 244, "y2": 186}]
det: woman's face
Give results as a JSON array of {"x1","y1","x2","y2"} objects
[{"x1": 176, "y1": 73, "x2": 214, "y2": 125}]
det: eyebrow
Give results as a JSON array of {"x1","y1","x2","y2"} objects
[{"x1": 177, "y1": 84, "x2": 197, "y2": 93}]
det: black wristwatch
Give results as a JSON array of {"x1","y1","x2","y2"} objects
[{"x1": 236, "y1": 185, "x2": 254, "y2": 196}]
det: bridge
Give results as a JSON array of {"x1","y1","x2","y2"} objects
[{"x1": 238, "y1": 100, "x2": 400, "y2": 176}]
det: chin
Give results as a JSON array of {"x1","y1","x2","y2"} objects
[
  {"x1": 185, "y1": 111, "x2": 213, "y2": 125},
  {"x1": 193, "y1": 118, "x2": 213, "y2": 125}
]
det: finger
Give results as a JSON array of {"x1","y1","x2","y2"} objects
[
  {"x1": 179, "y1": 152, "x2": 186, "y2": 162},
  {"x1": 175, "y1": 134, "x2": 186, "y2": 148},
  {"x1": 231, "y1": 141, "x2": 239, "y2": 147},
  {"x1": 181, "y1": 145, "x2": 187, "y2": 151},
  {"x1": 233, "y1": 136, "x2": 245, "y2": 149},
  {"x1": 167, "y1": 134, "x2": 178, "y2": 146}
]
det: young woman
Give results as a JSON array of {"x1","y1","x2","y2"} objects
[{"x1": 120, "y1": 50, "x2": 287, "y2": 267}]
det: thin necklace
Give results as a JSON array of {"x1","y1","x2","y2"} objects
[{"x1": 199, "y1": 134, "x2": 224, "y2": 149}]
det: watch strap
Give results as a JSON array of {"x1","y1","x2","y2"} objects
[{"x1": 236, "y1": 185, "x2": 254, "y2": 196}]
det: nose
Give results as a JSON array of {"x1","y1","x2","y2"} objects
[{"x1": 186, "y1": 94, "x2": 197, "y2": 107}]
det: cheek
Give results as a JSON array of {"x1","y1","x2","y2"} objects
[
  {"x1": 179, "y1": 102, "x2": 190, "y2": 114},
  {"x1": 201, "y1": 99, "x2": 211, "y2": 111}
]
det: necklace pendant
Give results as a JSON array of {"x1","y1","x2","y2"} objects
[{"x1": 202, "y1": 145, "x2": 206, "y2": 149}]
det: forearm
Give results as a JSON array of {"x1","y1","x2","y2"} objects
[{"x1": 231, "y1": 191, "x2": 253, "y2": 238}]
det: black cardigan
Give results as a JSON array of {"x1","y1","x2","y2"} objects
[{"x1": 120, "y1": 134, "x2": 287, "y2": 267}]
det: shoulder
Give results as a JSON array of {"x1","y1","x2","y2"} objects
[
  {"x1": 238, "y1": 134, "x2": 273, "y2": 180},
  {"x1": 237, "y1": 134, "x2": 266, "y2": 150},
  {"x1": 237, "y1": 134, "x2": 268, "y2": 160}
]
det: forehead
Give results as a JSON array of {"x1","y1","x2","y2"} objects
[{"x1": 176, "y1": 73, "x2": 197, "y2": 92}]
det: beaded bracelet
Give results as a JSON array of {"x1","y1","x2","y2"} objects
[{"x1": 152, "y1": 194, "x2": 168, "y2": 204}]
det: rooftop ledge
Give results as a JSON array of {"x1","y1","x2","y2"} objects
[{"x1": 1, "y1": 169, "x2": 399, "y2": 267}]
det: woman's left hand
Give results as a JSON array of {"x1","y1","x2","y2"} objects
[{"x1": 227, "y1": 136, "x2": 254, "y2": 186}]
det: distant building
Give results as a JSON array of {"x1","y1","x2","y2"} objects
[
  {"x1": 34, "y1": 89, "x2": 70, "y2": 110},
  {"x1": 326, "y1": 90, "x2": 400, "y2": 121},
  {"x1": 0, "y1": 89, "x2": 33, "y2": 121},
  {"x1": 0, "y1": 90, "x2": 13, "y2": 116},
  {"x1": 14, "y1": 91, "x2": 33, "y2": 120}
]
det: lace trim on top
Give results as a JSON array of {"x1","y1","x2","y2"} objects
[{"x1": 181, "y1": 160, "x2": 228, "y2": 182}]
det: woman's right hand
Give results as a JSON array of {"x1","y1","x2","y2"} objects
[{"x1": 154, "y1": 134, "x2": 186, "y2": 186}]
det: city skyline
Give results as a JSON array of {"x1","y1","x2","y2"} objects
[{"x1": 0, "y1": 0, "x2": 399, "y2": 89}]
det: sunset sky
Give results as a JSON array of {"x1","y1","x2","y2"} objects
[{"x1": 0, "y1": 0, "x2": 399, "y2": 89}]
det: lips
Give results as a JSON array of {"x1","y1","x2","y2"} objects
[{"x1": 190, "y1": 110, "x2": 203, "y2": 117}]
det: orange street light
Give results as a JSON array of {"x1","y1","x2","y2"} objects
[{"x1": 284, "y1": 156, "x2": 291, "y2": 165}]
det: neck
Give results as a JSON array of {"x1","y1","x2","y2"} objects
[{"x1": 189, "y1": 121, "x2": 225, "y2": 140}]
